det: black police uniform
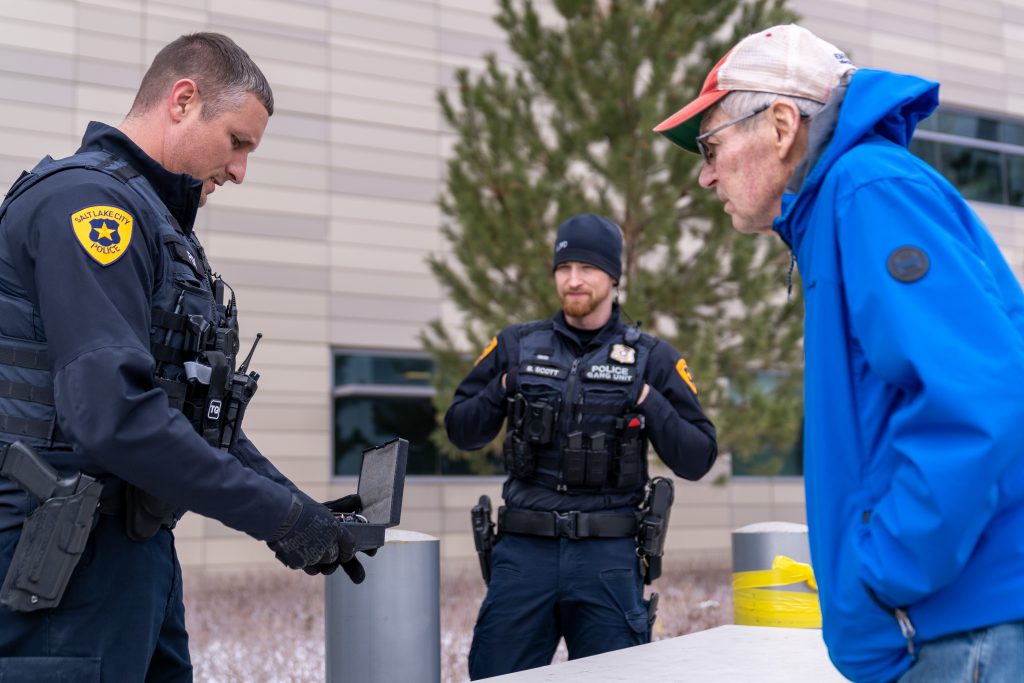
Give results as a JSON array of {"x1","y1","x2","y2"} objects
[
  {"x1": 0, "y1": 122, "x2": 302, "y2": 681},
  {"x1": 446, "y1": 306, "x2": 717, "y2": 679}
]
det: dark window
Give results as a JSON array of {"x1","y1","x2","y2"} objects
[
  {"x1": 939, "y1": 144, "x2": 1004, "y2": 204},
  {"x1": 332, "y1": 352, "x2": 492, "y2": 476},
  {"x1": 1007, "y1": 156, "x2": 1024, "y2": 207}
]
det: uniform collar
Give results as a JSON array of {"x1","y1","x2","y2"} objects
[
  {"x1": 552, "y1": 305, "x2": 623, "y2": 350},
  {"x1": 78, "y1": 121, "x2": 202, "y2": 234}
]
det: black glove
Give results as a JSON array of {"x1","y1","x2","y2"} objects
[
  {"x1": 268, "y1": 495, "x2": 355, "y2": 571},
  {"x1": 307, "y1": 493, "x2": 381, "y2": 583}
]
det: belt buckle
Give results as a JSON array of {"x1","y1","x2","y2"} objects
[{"x1": 552, "y1": 511, "x2": 578, "y2": 539}]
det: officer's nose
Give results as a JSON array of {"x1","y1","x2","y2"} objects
[{"x1": 226, "y1": 151, "x2": 248, "y2": 184}]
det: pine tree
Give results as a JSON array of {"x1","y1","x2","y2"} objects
[{"x1": 424, "y1": 0, "x2": 804, "y2": 475}]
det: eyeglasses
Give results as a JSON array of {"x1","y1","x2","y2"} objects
[{"x1": 695, "y1": 104, "x2": 770, "y2": 166}]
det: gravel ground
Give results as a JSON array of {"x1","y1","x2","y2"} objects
[{"x1": 184, "y1": 560, "x2": 732, "y2": 682}]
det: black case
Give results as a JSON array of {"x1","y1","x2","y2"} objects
[{"x1": 341, "y1": 437, "x2": 408, "y2": 551}]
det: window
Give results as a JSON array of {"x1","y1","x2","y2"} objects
[
  {"x1": 911, "y1": 107, "x2": 1024, "y2": 207},
  {"x1": 332, "y1": 352, "x2": 486, "y2": 476}
]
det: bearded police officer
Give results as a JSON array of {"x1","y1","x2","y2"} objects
[
  {"x1": 447, "y1": 214, "x2": 718, "y2": 679},
  {"x1": 0, "y1": 33, "x2": 365, "y2": 681}
]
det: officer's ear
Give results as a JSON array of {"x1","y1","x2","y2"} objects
[{"x1": 168, "y1": 79, "x2": 200, "y2": 122}]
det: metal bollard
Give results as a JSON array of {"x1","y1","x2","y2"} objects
[
  {"x1": 731, "y1": 521, "x2": 821, "y2": 628},
  {"x1": 325, "y1": 529, "x2": 440, "y2": 683}
]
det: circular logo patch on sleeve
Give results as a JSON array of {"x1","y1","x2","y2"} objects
[
  {"x1": 887, "y1": 246, "x2": 929, "y2": 283},
  {"x1": 70, "y1": 205, "x2": 134, "y2": 266}
]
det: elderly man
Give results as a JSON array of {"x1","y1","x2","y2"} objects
[{"x1": 655, "y1": 23, "x2": 1024, "y2": 683}]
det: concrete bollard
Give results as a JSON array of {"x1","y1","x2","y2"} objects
[
  {"x1": 325, "y1": 529, "x2": 441, "y2": 683},
  {"x1": 731, "y1": 521, "x2": 821, "y2": 628}
]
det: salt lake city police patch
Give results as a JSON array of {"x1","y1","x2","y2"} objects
[{"x1": 71, "y1": 205, "x2": 133, "y2": 266}]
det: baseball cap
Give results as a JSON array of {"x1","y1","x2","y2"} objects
[
  {"x1": 654, "y1": 24, "x2": 856, "y2": 153},
  {"x1": 552, "y1": 214, "x2": 623, "y2": 283}
]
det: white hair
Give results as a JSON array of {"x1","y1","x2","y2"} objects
[{"x1": 714, "y1": 90, "x2": 826, "y2": 130}]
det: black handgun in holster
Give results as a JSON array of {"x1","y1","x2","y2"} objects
[
  {"x1": 470, "y1": 495, "x2": 495, "y2": 585},
  {"x1": 637, "y1": 476, "x2": 674, "y2": 585},
  {"x1": 0, "y1": 441, "x2": 102, "y2": 612}
]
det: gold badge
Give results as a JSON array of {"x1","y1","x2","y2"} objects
[
  {"x1": 609, "y1": 344, "x2": 636, "y2": 365},
  {"x1": 70, "y1": 205, "x2": 134, "y2": 266},
  {"x1": 675, "y1": 358, "x2": 698, "y2": 394}
]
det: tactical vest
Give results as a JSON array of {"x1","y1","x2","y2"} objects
[
  {"x1": 0, "y1": 151, "x2": 252, "y2": 462},
  {"x1": 502, "y1": 320, "x2": 654, "y2": 494}
]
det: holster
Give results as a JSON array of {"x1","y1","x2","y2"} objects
[
  {"x1": 470, "y1": 495, "x2": 495, "y2": 585},
  {"x1": 637, "y1": 476, "x2": 674, "y2": 585},
  {"x1": 0, "y1": 442, "x2": 102, "y2": 612},
  {"x1": 123, "y1": 484, "x2": 176, "y2": 542}
]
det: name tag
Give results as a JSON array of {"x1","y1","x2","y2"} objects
[{"x1": 521, "y1": 363, "x2": 566, "y2": 379}]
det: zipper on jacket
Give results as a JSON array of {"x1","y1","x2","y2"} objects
[
  {"x1": 556, "y1": 357, "x2": 582, "y2": 492},
  {"x1": 865, "y1": 582, "x2": 917, "y2": 657}
]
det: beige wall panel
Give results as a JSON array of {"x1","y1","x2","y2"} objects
[
  {"x1": 220, "y1": 160, "x2": 329, "y2": 193},
  {"x1": 0, "y1": 130, "x2": 76, "y2": 161},
  {"x1": 210, "y1": 0, "x2": 327, "y2": 32},
  {"x1": 0, "y1": 104, "x2": 75, "y2": 137},
  {"x1": 772, "y1": 480, "x2": 806, "y2": 505},
  {"x1": 867, "y1": 32, "x2": 940, "y2": 63},
  {"x1": 668, "y1": 528, "x2": 730, "y2": 553},
  {"x1": 252, "y1": 135, "x2": 330, "y2": 166},
  {"x1": 331, "y1": 295, "x2": 438, "y2": 325},
  {"x1": 228, "y1": 288, "x2": 329, "y2": 317},
  {"x1": 442, "y1": 479, "x2": 503, "y2": 509},
  {"x1": 864, "y1": 0, "x2": 937, "y2": 22},
  {"x1": 211, "y1": 29, "x2": 328, "y2": 67},
  {"x1": 78, "y1": 3, "x2": 141, "y2": 37},
  {"x1": 246, "y1": 431, "x2": 327, "y2": 458},
  {"x1": 271, "y1": 88, "x2": 331, "y2": 118},
  {"x1": 330, "y1": 219, "x2": 441, "y2": 251},
  {"x1": 331, "y1": 120, "x2": 437, "y2": 156},
  {"x1": 206, "y1": 233, "x2": 330, "y2": 267},
  {"x1": 175, "y1": 539, "x2": 205, "y2": 567},
  {"x1": 268, "y1": 458, "x2": 332, "y2": 486},
  {"x1": 330, "y1": 71, "x2": 437, "y2": 109},
  {"x1": 245, "y1": 340, "x2": 329, "y2": 368},
  {"x1": 331, "y1": 44, "x2": 437, "y2": 84},
  {"x1": 238, "y1": 312, "x2": 328, "y2": 344},
  {"x1": 255, "y1": 366, "x2": 331, "y2": 393},
  {"x1": 202, "y1": 536, "x2": 269, "y2": 566},
  {"x1": 75, "y1": 84, "x2": 135, "y2": 115},
  {"x1": 0, "y1": 20, "x2": 74, "y2": 54},
  {"x1": 258, "y1": 59, "x2": 329, "y2": 93},
  {"x1": 330, "y1": 144, "x2": 439, "y2": 180},
  {"x1": 144, "y1": 2, "x2": 207, "y2": 23},
  {"x1": 331, "y1": 193, "x2": 439, "y2": 227},
  {"x1": 730, "y1": 504, "x2": 778, "y2": 529},
  {"x1": 440, "y1": 532, "x2": 476, "y2": 560},
  {"x1": 674, "y1": 504, "x2": 731, "y2": 529},
  {"x1": 330, "y1": 242, "x2": 432, "y2": 274},
  {"x1": 245, "y1": 404, "x2": 330, "y2": 432},
  {"x1": 402, "y1": 481, "x2": 444, "y2": 508},
  {"x1": 729, "y1": 481, "x2": 775, "y2": 505},
  {"x1": 333, "y1": 0, "x2": 437, "y2": 27},
  {"x1": 938, "y1": 45, "x2": 1005, "y2": 73},
  {"x1": 329, "y1": 318, "x2": 432, "y2": 349},
  {"x1": 209, "y1": 183, "x2": 329, "y2": 217},
  {"x1": 0, "y1": 1, "x2": 74, "y2": 26},
  {"x1": 439, "y1": 7, "x2": 507, "y2": 37},
  {"x1": 331, "y1": 12, "x2": 437, "y2": 51},
  {"x1": 330, "y1": 95, "x2": 437, "y2": 131}
]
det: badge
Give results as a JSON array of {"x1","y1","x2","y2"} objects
[
  {"x1": 474, "y1": 336, "x2": 497, "y2": 366},
  {"x1": 70, "y1": 205, "x2": 134, "y2": 267},
  {"x1": 609, "y1": 343, "x2": 636, "y2": 365},
  {"x1": 675, "y1": 358, "x2": 698, "y2": 394},
  {"x1": 887, "y1": 246, "x2": 929, "y2": 283}
]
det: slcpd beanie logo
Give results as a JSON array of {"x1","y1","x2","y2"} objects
[{"x1": 551, "y1": 214, "x2": 623, "y2": 283}]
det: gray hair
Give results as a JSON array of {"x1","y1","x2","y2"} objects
[
  {"x1": 714, "y1": 90, "x2": 825, "y2": 130},
  {"x1": 129, "y1": 32, "x2": 274, "y2": 120}
]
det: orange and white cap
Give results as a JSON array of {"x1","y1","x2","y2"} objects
[{"x1": 654, "y1": 25, "x2": 855, "y2": 153}]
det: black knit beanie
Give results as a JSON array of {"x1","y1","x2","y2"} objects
[{"x1": 551, "y1": 214, "x2": 623, "y2": 283}]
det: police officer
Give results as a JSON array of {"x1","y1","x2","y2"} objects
[
  {"x1": 447, "y1": 214, "x2": 718, "y2": 679},
  {"x1": 0, "y1": 33, "x2": 364, "y2": 681}
]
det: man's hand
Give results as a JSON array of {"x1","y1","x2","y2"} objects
[
  {"x1": 267, "y1": 495, "x2": 356, "y2": 572},
  {"x1": 309, "y1": 493, "x2": 375, "y2": 583}
]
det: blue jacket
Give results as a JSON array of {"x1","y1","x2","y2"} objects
[
  {"x1": 776, "y1": 69, "x2": 1024, "y2": 682},
  {"x1": 0, "y1": 123, "x2": 295, "y2": 540}
]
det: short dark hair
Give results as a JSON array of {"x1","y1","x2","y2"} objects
[{"x1": 129, "y1": 32, "x2": 274, "y2": 119}]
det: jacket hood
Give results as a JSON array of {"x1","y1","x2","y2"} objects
[{"x1": 774, "y1": 69, "x2": 939, "y2": 249}]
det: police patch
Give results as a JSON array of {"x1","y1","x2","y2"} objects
[
  {"x1": 609, "y1": 343, "x2": 636, "y2": 365},
  {"x1": 887, "y1": 246, "x2": 929, "y2": 283},
  {"x1": 70, "y1": 205, "x2": 134, "y2": 266},
  {"x1": 474, "y1": 336, "x2": 498, "y2": 366},
  {"x1": 675, "y1": 358, "x2": 698, "y2": 394},
  {"x1": 583, "y1": 363, "x2": 635, "y2": 383}
]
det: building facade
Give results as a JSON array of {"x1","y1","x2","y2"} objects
[{"x1": 0, "y1": 0, "x2": 1020, "y2": 571}]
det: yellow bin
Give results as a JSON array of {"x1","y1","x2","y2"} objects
[{"x1": 731, "y1": 522, "x2": 821, "y2": 628}]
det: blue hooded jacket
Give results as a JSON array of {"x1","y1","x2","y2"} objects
[{"x1": 775, "y1": 68, "x2": 1024, "y2": 682}]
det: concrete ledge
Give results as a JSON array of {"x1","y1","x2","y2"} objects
[{"x1": 481, "y1": 625, "x2": 846, "y2": 682}]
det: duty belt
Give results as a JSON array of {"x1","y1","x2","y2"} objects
[{"x1": 498, "y1": 507, "x2": 638, "y2": 540}]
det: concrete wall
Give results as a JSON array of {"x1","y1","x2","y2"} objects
[{"x1": 0, "y1": 0, "x2": 1019, "y2": 571}]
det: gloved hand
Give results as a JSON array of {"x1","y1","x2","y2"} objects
[
  {"x1": 309, "y1": 492, "x2": 377, "y2": 583},
  {"x1": 267, "y1": 495, "x2": 356, "y2": 571}
]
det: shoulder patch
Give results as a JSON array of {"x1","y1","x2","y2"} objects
[
  {"x1": 887, "y1": 246, "x2": 928, "y2": 283},
  {"x1": 675, "y1": 358, "x2": 698, "y2": 394},
  {"x1": 474, "y1": 336, "x2": 498, "y2": 366},
  {"x1": 70, "y1": 205, "x2": 134, "y2": 266}
]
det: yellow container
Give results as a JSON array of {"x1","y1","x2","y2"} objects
[{"x1": 733, "y1": 554, "x2": 821, "y2": 628}]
